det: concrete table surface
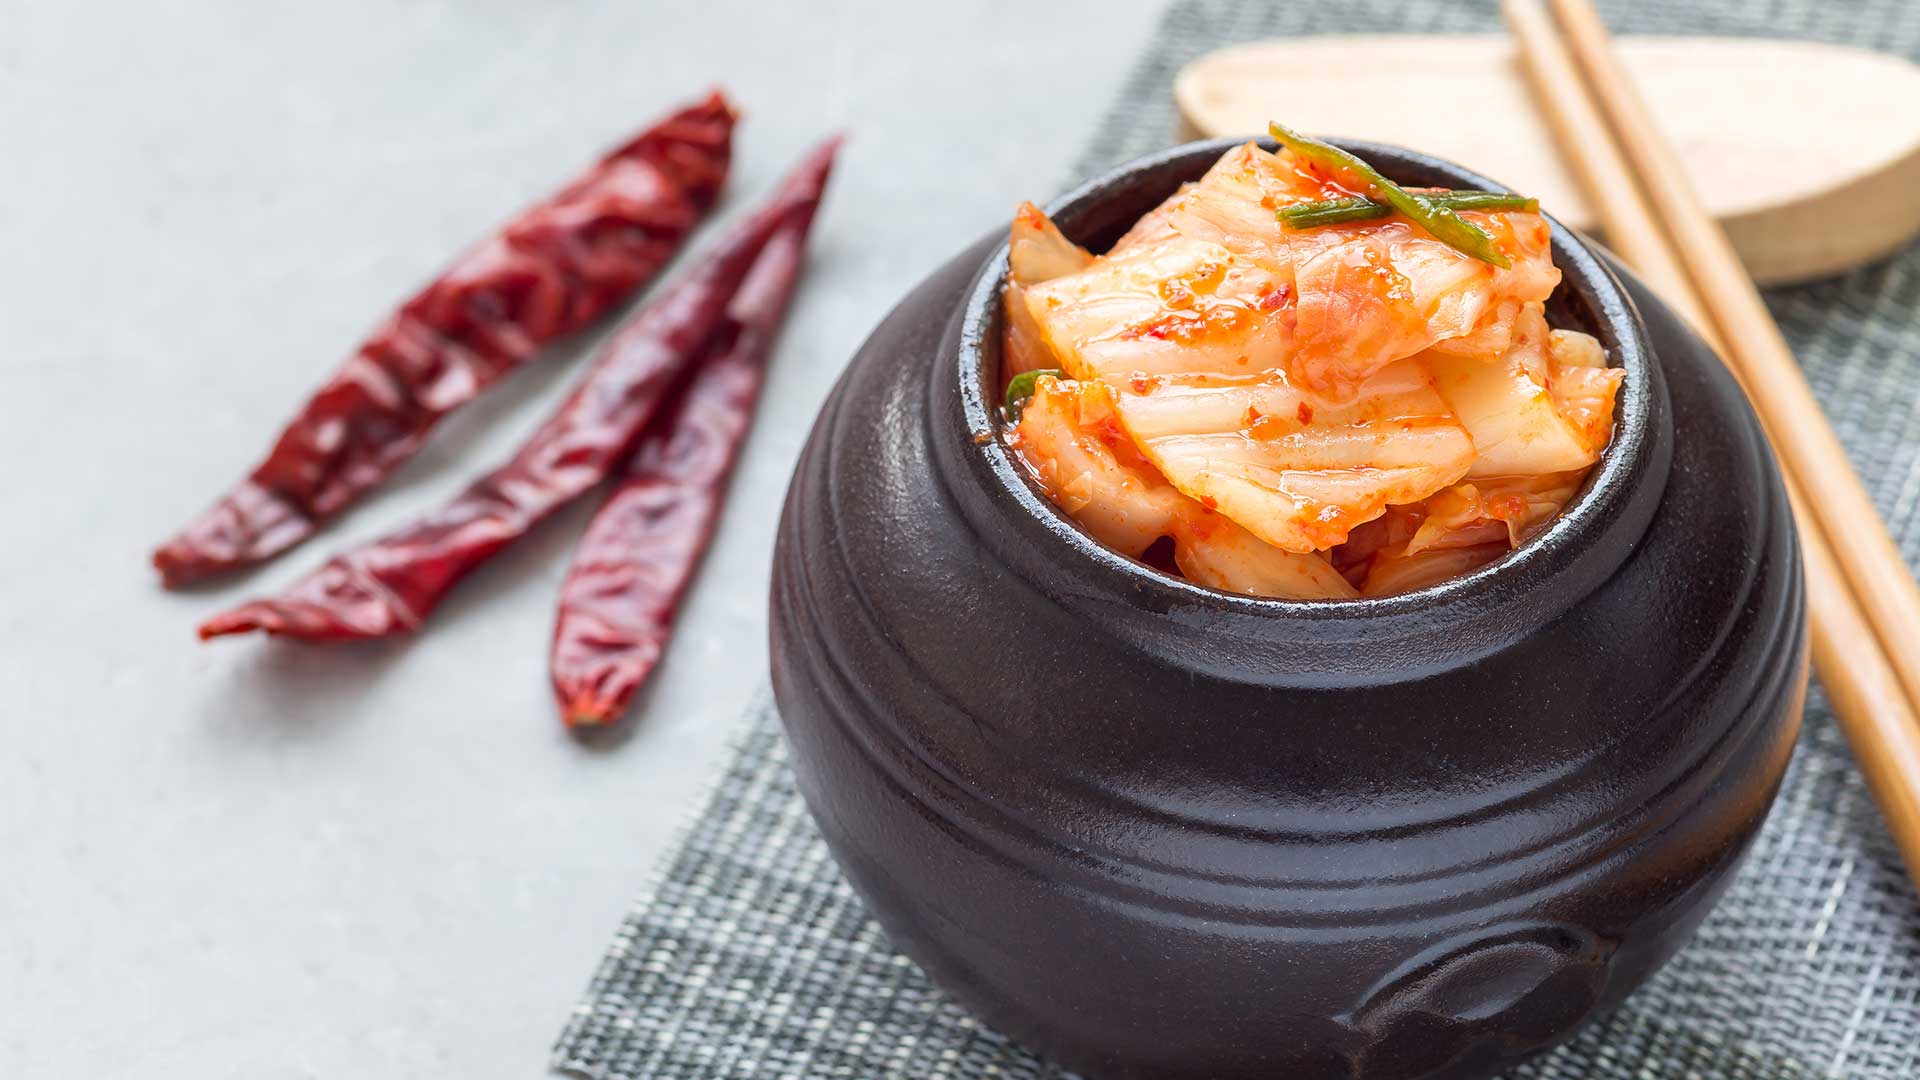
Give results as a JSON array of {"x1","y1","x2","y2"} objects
[{"x1": 0, "y1": 1, "x2": 1165, "y2": 1075}]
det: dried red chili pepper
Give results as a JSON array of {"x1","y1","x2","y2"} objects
[
  {"x1": 197, "y1": 138, "x2": 839, "y2": 642},
  {"x1": 154, "y1": 91, "x2": 738, "y2": 588},
  {"x1": 549, "y1": 189, "x2": 824, "y2": 727}
]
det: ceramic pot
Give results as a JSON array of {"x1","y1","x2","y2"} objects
[{"x1": 769, "y1": 137, "x2": 1807, "y2": 1080}]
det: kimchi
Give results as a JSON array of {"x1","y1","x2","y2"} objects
[{"x1": 1003, "y1": 129, "x2": 1623, "y2": 599}]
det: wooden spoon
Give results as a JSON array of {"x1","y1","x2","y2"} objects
[{"x1": 1175, "y1": 35, "x2": 1920, "y2": 284}]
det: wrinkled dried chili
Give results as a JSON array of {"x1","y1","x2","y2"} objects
[
  {"x1": 550, "y1": 188, "x2": 824, "y2": 727},
  {"x1": 198, "y1": 139, "x2": 839, "y2": 642},
  {"x1": 155, "y1": 92, "x2": 739, "y2": 588}
]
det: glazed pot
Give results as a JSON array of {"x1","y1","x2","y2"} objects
[{"x1": 769, "y1": 138, "x2": 1807, "y2": 1080}]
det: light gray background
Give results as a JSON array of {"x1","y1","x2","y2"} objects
[{"x1": 0, "y1": 1, "x2": 1163, "y2": 1076}]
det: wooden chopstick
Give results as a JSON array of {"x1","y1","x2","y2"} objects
[
  {"x1": 1502, "y1": 0, "x2": 1920, "y2": 886},
  {"x1": 1498, "y1": 1, "x2": 1712, "y2": 332},
  {"x1": 1545, "y1": 0, "x2": 1920, "y2": 718}
]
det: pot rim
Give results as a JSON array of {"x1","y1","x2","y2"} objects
[{"x1": 950, "y1": 135, "x2": 1661, "y2": 621}]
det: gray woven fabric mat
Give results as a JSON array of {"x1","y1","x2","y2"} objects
[{"x1": 553, "y1": 1, "x2": 1920, "y2": 1076}]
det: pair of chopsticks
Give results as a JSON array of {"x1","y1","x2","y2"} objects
[{"x1": 1502, "y1": 0, "x2": 1920, "y2": 887}]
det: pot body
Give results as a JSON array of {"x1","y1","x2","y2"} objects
[{"x1": 770, "y1": 140, "x2": 1806, "y2": 1080}]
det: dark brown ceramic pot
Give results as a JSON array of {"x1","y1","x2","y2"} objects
[{"x1": 769, "y1": 138, "x2": 1808, "y2": 1080}]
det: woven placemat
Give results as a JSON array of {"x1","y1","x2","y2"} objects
[{"x1": 554, "y1": 2, "x2": 1920, "y2": 1076}]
